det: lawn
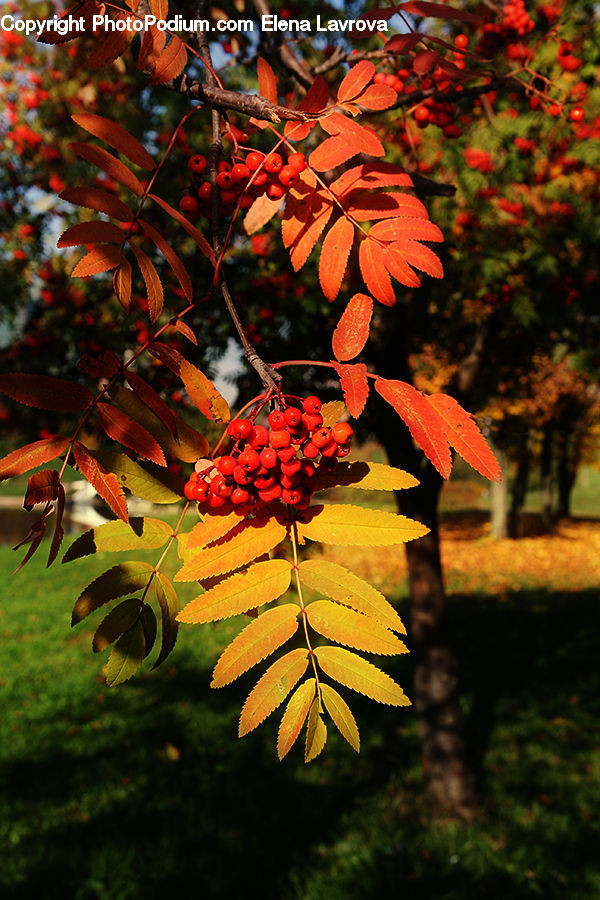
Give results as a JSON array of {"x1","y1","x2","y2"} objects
[{"x1": 1, "y1": 513, "x2": 599, "y2": 900}]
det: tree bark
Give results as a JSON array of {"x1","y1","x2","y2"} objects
[
  {"x1": 556, "y1": 427, "x2": 577, "y2": 519},
  {"x1": 509, "y1": 435, "x2": 530, "y2": 538},
  {"x1": 540, "y1": 424, "x2": 554, "y2": 531},
  {"x1": 490, "y1": 443, "x2": 508, "y2": 539}
]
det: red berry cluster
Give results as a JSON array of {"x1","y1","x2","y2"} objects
[
  {"x1": 500, "y1": 0, "x2": 535, "y2": 35},
  {"x1": 179, "y1": 150, "x2": 307, "y2": 219},
  {"x1": 183, "y1": 396, "x2": 354, "y2": 512}
]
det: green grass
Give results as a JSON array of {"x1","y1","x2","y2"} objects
[{"x1": 1, "y1": 537, "x2": 599, "y2": 899}]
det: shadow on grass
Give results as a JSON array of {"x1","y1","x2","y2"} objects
[{"x1": 2, "y1": 588, "x2": 600, "y2": 900}]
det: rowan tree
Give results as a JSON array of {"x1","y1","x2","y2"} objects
[{"x1": 1, "y1": 0, "x2": 597, "y2": 819}]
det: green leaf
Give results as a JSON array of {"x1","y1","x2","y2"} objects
[
  {"x1": 93, "y1": 598, "x2": 143, "y2": 653},
  {"x1": 63, "y1": 518, "x2": 173, "y2": 562},
  {"x1": 152, "y1": 573, "x2": 179, "y2": 669},
  {"x1": 105, "y1": 620, "x2": 146, "y2": 686},
  {"x1": 72, "y1": 562, "x2": 153, "y2": 625},
  {"x1": 95, "y1": 450, "x2": 184, "y2": 504}
]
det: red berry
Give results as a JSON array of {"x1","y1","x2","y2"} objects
[
  {"x1": 277, "y1": 447, "x2": 296, "y2": 463},
  {"x1": 249, "y1": 425, "x2": 269, "y2": 448},
  {"x1": 284, "y1": 407, "x2": 302, "y2": 428},
  {"x1": 231, "y1": 487, "x2": 250, "y2": 505},
  {"x1": 268, "y1": 410, "x2": 286, "y2": 430},
  {"x1": 198, "y1": 182, "x2": 212, "y2": 201},
  {"x1": 414, "y1": 105, "x2": 430, "y2": 124},
  {"x1": 373, "y1": 72, "x2": 387, "y2": 84},
  {"x1": 282, "y1": 488, "x2": 303, "y2": 505},
  {"x1": 320, "y1": 440, "x2": 338, "y2": 458},
  {"x1": 570, "y1": 106, "x2": 585, "y2": 123},
  {"x1": 237, "y1": 419, "x2": 254, "y2": 439},
  {"x1": 258, "y1": 484, "x2": 282, "y2": 503},
  {"x1": 267, "y1": 182, "x2": 286, "y2": 200},
  {"x1": 259, "y1": 447, "x2": 278, "y2": 468},
  {"x1": 264, "y1": 153, "x2": 283, "y2": 173},
  {"x1": 279, "y1": 165, "x2": 299, "y2": 189},
  {"x1": 193, "y1": 482, "x2": 210, "y2": 501},
  {"x1": 454, "y1": 33, "x2": 469, "y2": 50},
  {"x1": 312, "y1": 426, "x2": 332, "y2": 448},
  {"x1": 287, "y1": 152, "x2": 306, "y2": 173},
  {"x1": 233, "y1": 465, "x2": 253, "y2": 485},
  {"x1": 302, "y1": 412, "x2": 323, "y2": 432},
  {"x1": 269, "y1": 429, "x2": 291, "y2": 449},
  {"x1": 238, "y1": 448, "x2": 260, "y2": 471},
  {"x1": 331, "y1": 422, "x2": 353, "y2": 444},
  {"x1": 217, "y1": 160, "x2": 231, "y2": 172},
  {"x1": 180, "y1": 195, "x2": 199, "y2": 216},
  {"x1": 216, "y1": 481, "x2": 233, "y2": 497},
  {"x1": 188, "y1": 154, "x2": 207, "y2": 174},
  {"x1": 281, "y1": 458, "x2": 302, "y2": 476},
  {"x1": 302, "y1": 396, "x2": 322, "y2": 414},
  {"x1": 254, "y1": 475, "x2": 276, "y2": 491},
  {"x1": 302, "y1": 441, "x2": 319, "y2": 459},
  {"x1": 208, "y1": 493, "x2": 227, "y2": 508},
  {"x1": 335, "y1": 444, "x2": 351, "y2": 458},
  {"x1": 217, "y1": 455, "x2": 237, "y2": 476},
  {"x1": 231, "y1": 163, "x2": 250, "y2": 183},
  {"x1": 251, "y1": 171, "x2": 268, "y2": 187},
  {"x1": 246, "y1": 151, "x2": 264, "y2": 171},
  {"x1": 220, "y1": 191, "x2": 237, "y2": 205},
  {"x1": 184, "y1": 481, "x2": 196, "y2": 500},
  {"x1": 216, "y1": 171, "x2": 234, "y2": 190}
]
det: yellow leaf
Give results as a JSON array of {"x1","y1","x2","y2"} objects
[
  {"x1": 63, "y1": 517, "x2": 172, "y2": 562},
  {"x1": 95, "y1": 451, "x2": 183, "y2": 504},
  {"x1": 174, "y1": 516, "x2": 287, "y2": 582},
  {"x1": 211, "y1": 604, "x2": 299, "y2": 687},
  {"x1": 297, "y1": 504, "x2": 429, "y2": 546},
  {"x1": 320, "y1": 400, "x2": 346, "y2": 427},
  {"x1": 176, "y1": 559, "x2": 292, "y2": 623},
  {"x1": 311, "y1": 460, "x2": 418, "y2": 493},
  {"x1": 306, "y1": 600, "x2": 408, "y2": 656},
  {"x1": 186, "y1": 509, "x2": 246, "y2": 550},
  {"x1": 179, "y1": 360, "x2": 230, "y2": 423},
  {"x1": 298, "y1": 559, "x2": 405, "y2": 634},
  {"x1": 305, "y1": 695, "x2": 327, "y2": 762},
  {"x1": 321, "y1": 683, "x2": 360, "y2": 752},
  {"x1": 315, "y1": 646, "x2": 411, "y2": 707},
  {"x1": 277, "y1": 679, "x2": 316, "y2": 760},
  {"x1": 239, "y1": 648, "x2": 309, "y2": 737}
]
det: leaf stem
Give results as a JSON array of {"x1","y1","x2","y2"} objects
[{"x1": 290, "y1": 520, "x2": 320, "y2": 688}]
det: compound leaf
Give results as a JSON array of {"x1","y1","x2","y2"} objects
[
  {"x1": 239, "y1": 648, "x2": 309, "y2": 737},
  {"x1": 315, "y1": 646, "x2": 411, "y2": 706},
  {"x1": 211, "y1": 604, "x2": 299, "y2": 687},
  {"x1": 177, "y1": 559, "x2": 292, "y2": 623},
  {"x1": 306, "y1": 600, "x2": 407, "y2": 655},
  {"x1": 175, "y1": 517, "x2": 287, "y2": 583}
]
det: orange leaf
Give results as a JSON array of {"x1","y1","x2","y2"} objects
[
  {"x1": 331, "y1": 162, "x2": 413, "y2": 195},
  {"x1": 138, "y1": 219, "x2": 193, "y2": 301},
  {"x1": 337, "y1": 60, "x2": 375, "y2": 102},
  {"x1": 96, "y1": 403, "x2": 167, "y2": 467},
  {"x1": 47, "y1": 482, "x2": 66, "y2": 567},
  {"x1": 351, "y1": 193, "x2": 429, "y2": 222},
  {"x1": 150, "y1": 35, "x2": 188, "y2": 85},
  {"x1": 289, "y1": 193, "x2": 333, "y2": 271},
  {"x1": 58, "y1": 221, "x2": 125, "y2": 248},
  {"x1": 277, "y1": 679, "x2": 316, "y2": 760},
  {"x1": 138, "y1": 23, "x2": 166, "y2": 71},
  {"x1": 369, "y1": 218, "x2": 443, "y2": 240},
  {"x1": 86, "y1": 13, "x2": 134, "y2": 69},
  {"x1": 179, "y1": 360, "x2": 230, "y2": 423},
  {"x1": 211, "y1": 604, "x2": 299, "y2": 687},
  {"x1": 186, "y1": 509, "x2": 246, "y2": 550},
  {"x1": 374, "y1": 378, "x2": 452, "y2": 477},
  {"x1": 239, "y1": 648, "x2": 309, "y2": 737},
  {"x1": 72, "y1": 442, "x2": 128, "y2": 522},
  {"x1": 130, "y1": 244, "x2": 164, "y2": 322},
  {"x1": 71, "y1": 245, "x2": 125, "y2": 278},
  {"x1": 24, "y1": 469, "x2": 59, "y2": 510},
  {"x1": 257, "y1": 56, "x2": 278, "y2": 104},
  {"x1": 333, "y1": 362, "x2": 370, "y2": 418},
  {"x1": 391, "y1": 239, "x2": 444, "y2": 278},
  {"x1": 305, "y1": 695, "x2": 327, "y2": 762},
  {"x1": 428, "y1": 394, "x2": 502, "y2": 482},
  {"x1": 319, "y1": 216, "x2": 354, "y2": 301},
  {"x1": 332, "y1": 292, "x2": 373, "y2": 361},
  {"x1": 297, "y1": 75, "x2": 329, "y2": 112},
  {"x1": 383, "y1": 244, "x2": 422, "y2": 288},
  {"x1": 243, "y1": 193, "x2": 283, "y2": 235},
  {"x1": 149, "y1": 193, "x2": 215, "y2": 262},
  {"x1": 177, "y1": 559, "x2": 293, "y2": 623},
  {"x1": 355, "y1": 83, "x2": 397, "y2": 110},
  {"x1": 281, "y1": 174, "x2": 316, "y2": 248},
  {"x1": 0, "y1": 374, "x2": 93, "y2": 413},
  {"x1": 124, "y1": 371, "x2": 178, "y2": 438},
  {"x1": 0, "y1": 437, "x2": 69, "y2": 481},
  {"x1": 175, "y1": 516, "x2": 287, "y2": 582},
  {"x1": 359, "y1": 238, "x2": 396, "y2": 306},
  {"x1": 60, "y1": 186, "x2": 133, "y2": 222},
  {"x1": 306, "y1": 600, "x2": 407, "y2": 656},
  {"x1": 69, "y1": 142, "x2": 146, "y2": 197},
  {"x1": 113, "y1": 259, "x2": 133, "y2": 311},
  {"x1": 71, "y1": 113, "x2": 155, "y2": 169}
]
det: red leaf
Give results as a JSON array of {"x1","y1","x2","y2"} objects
[
  {"x1": 113, "y1": 259, "x2": 133, "y2": 311},
  {"x1": 0, "y1": 374, "x2": 93, "y2": 413},
  {"x1": 384, "y1": 33, "x2": 422, "y2": 54},
  {"x1": 71, "y1": 245, "x2": 125, "y2": 278},
  {"x1": 0, "y1": 437, "x2": 70, "y2": 481},
  {"x1": 148, "y1": 342, "x2": 186, "y2": 375},
  {"x1": 391, "y1": 239, "x2": 444, "y2": 278},
  {"x1": 332, "y1": 293, "x2": 373, "y2": 361},
  {"x1": 24, "y1": 469, "x2": 59, "y2": 510},
  {"x1": 71, "y1": 114, "x2": 155, "y2": 170},
  {"x1": 138, "y1": 219, "x2": 193, "y2": 301},
  {"x1": 396, "y1": 1, "x2": 479, "y2": 23},
  {"x1": 85, "y1": 13, "x2": 133, "y2": 69},
  {"x1": 319, "y1": 217, "x2": 354, "y2": 302},
  {"x1": 36, "y1": 0, "x2": 98, "y2": 44},
  {"x1": 69, "y1": 142, "x2": 146, "y2": 197},
  {"x1": 138, "y1": 23, "x2": 166, "y2": 72},
  {"x1": 73, "y1": 442, "x2": 128, "y2": 522},
  {"x1": 47, "y1": 483, "x2": 66, "y2": 567},
  {"x1": 257, "y1": 57, "x2": 278, "y2": 104},
  {"x1": 350, "y1": 193, "x2": 428, "y2": 222},
  {"x1": 359, "y1": 238, "x2": 396, "y2": 306},
  {"x1": 149, "y1": 193, "x2": 215, "y2": 262},
  {"x1": 130, "y1": 244, "x2": 164, "y2": 322},
  {"x1": 333, "y1": 363, "x2": 370, "y2": 418},
  {"x1": 289, "y1": 193, "x2": 333, "y2": 272},
  {"x1": 355, "y1": 84, "x2": 398, "y2": 110},
  {"x1": 170, "y1": 320, "x2": 197, "y2": 345},
  {"x1": 310, "y1": 113, "x2": 384, "y2": 171},
  {"x1": 125, "y1": 371, "x2": 178, "y2": 438},
  {"x1": 413, "y1": 49, "x2": 439, "y2": 75},
  {"x1": 281, "y1": 174, "x2": 316, "y2": 248},
  {"x1": 428, "y1": 394, "x2": 502, "y2": 481},
  {"x1": 383, "y1": 244, "x2": 422, "y2": 288},
  {"x1": 150, "y1": 35, "x2": 188, "y2": 85},
  {"x1": 331, "y1": 162, "x2": 413, "y2": 196},
  {"x1": 59, "y1": 186, "x2": 133, "y2": 222},
  {"x1": 375, "y1": 378, "x2": 452, "y2": 478},
  {"x1": 58, "y1": 221, "x2": 125, "y2": 249},
  {"x1": 369, "y1": 218, "x2": 443, "y2": 241},
  {"x1": 337, "y1": 61, "x2": 375, "y2": 102},
  {"x1": 96, "y1": 403, "x2": 167, "y2": 466},
  {"x1": 298, "y1": 75, "x2": 330, "y2": 113}
]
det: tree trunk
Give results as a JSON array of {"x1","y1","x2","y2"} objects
[
  {"x1": 556, "y1": 428, "x2": 577, "y2": 520},
  {"x1": 540, "y1": 424, "x2": 553, "y2": 531},
  {"x1": 490, "y1": 444, "x2": 508, "y2": 539},
  {"x1": 509, "y1": 436, "x2": 530, "y2": 538},
  {"x1": 382, "y1": 428, "x2": 478, "y2": 822}
]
